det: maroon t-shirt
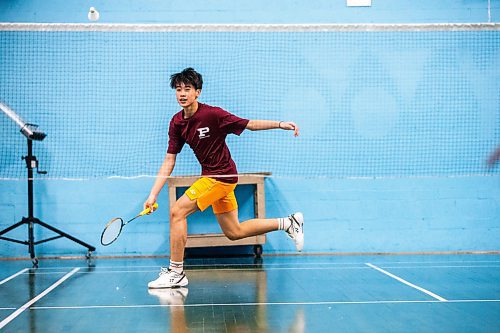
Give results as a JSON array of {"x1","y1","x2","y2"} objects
[{"x1": 167, "y1": 103, "x2": 249, "y2": 183}]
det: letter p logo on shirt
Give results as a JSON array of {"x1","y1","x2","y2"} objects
[{"x1": 197, "y1": 127, "x2": 210, "y2": 139}]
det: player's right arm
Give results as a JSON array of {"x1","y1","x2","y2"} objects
[{"x1": 144, "y1": 153, "x2": 177, "y2": 212}]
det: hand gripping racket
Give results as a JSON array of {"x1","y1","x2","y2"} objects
[{"x1": 100, "y1": 203, "x2": 158, "y2": 246}]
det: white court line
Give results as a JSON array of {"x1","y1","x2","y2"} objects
[
  {"x1": 26, "y1": 266, "x2": 369, "y2": 275},
  {"x1": 30, "y1": 299, "x2": 500, "y2": 310},
  {"x1": 0, "y1": 268, "x2": 29, "y2": 285},
  {"x1": 33, "y1": 263, "x2": 366, "y2": 269},
  {"x1": 30, "y1": 259, "x2": 500, "y2": 270},
  {"x1": 0, "y1": 268, "x2": 80, "y2": 330},
  {"x1": 22, "y1": 264, "x2": 500, "y2": 275},
  {"x1": 375, "y1": 265, "x2": 500, "y2": 269},
  {"x1": 366, "y1": 263, "x2": 447, "y2": 302},
  {"x1": 373, "y1": 260, "x2": 500, "y2": 264},
  {"x1": 26, "y1": 263, "x2": 500, "y2": 275}
]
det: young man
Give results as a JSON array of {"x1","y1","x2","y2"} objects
[{"x1": 145, "y1": 68, "x2": 304, "y2": 289}]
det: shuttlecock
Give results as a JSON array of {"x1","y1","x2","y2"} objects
[{"x1": 88, "y1": 7, "x2": 100, "y2": 21}]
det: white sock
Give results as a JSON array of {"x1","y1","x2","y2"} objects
[
  {"x1": 277, "y1": 217, "x2": 292, "y2": 231},
  {"x1": 169, "y1": 260, "x2": 184, "y2": 274}
]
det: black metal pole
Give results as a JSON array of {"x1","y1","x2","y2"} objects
[
  {"x1": 27, "y1": 139, "x2": 34, "y2": 218},
  {"x1": 26, "y1": 139, "x2": 36, "y2": 260}
]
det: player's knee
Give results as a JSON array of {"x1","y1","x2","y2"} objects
[
  {"x1": 170, "y1": 205, "x2": 185, "y2": 222},
  {"x1": 224, "y1": 228, "x2": 243, "y2": 241},
  {"x1": 224, "y1": 231, "x2": 240, "y2": 241}
]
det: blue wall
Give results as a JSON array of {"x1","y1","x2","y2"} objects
[
  {"x1": 0, "y1": 175, "x2": 498, "y2": 256},
  {"x1": 0, "y1": 1, "x2": 499, "y2": 258},
  {"x1": 0, "y1": 0, "x2": 498, "y2": 23}
]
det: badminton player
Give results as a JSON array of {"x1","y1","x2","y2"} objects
[{"x1": 145, "y1": 68, "x2": 304, "y2": 289}]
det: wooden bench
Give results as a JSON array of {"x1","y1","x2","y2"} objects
[{"x1": 166, "y1": 173, "x2": 271, "y2": 256}]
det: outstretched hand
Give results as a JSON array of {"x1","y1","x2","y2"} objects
[{"x1": 280, "y1": 121, "x2": 300, "y2": 137}]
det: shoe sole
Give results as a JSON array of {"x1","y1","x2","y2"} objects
[
  {"x1": 291, "y1": 212, "x2": 304, "y2": 252},
  {"x1": 148, "y1": 276, "x2": 189, "y2": 289}
]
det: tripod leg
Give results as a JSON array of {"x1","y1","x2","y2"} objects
[
  {"x1": 0, "y1": 219, "x2": 26, "y2": 236},
  {"x1": 34, "y1": 219, "x2": 96, "y2": 252},
  {"x1": 28, "y1": 219, "x2": 38, "y2": 268}
]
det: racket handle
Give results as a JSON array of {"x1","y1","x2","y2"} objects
[{"x1": 139, "y1": 202, "x2": 158, "y2": 216}]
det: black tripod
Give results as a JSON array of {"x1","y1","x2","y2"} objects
[{"x1": 0, "y1": 138, "x2": 95, "y2": 267}]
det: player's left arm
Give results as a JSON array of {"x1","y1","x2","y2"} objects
[{"x1": 246, "y1": 120, "x2": 299, "y2": 137}]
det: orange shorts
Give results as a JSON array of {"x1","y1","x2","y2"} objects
[{"x1": 185, "y1": 177, "x2": 238, "y2": 214}]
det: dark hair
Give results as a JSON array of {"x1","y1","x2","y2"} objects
[{"x1": 169, "y1": 67, "x2": 203, "y2": 90}]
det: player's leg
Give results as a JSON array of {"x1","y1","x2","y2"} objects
[
  {"x1": 169, "y1": 194, "x2": 199, "y2": 262},
  {"x1": 149, "y1": 193, "x2": 198, "y2": 289},
  {"x1": 214, "y1": 190, "x2": 304, "y2": 251},
  {"x1": 149, "y1": 177, "x2": 232, "y2": 289},
  {"x1": 215, "y1": 209, "x2": 279, "y2": 240}
]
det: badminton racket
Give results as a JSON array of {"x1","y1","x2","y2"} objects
[{"x1": 100, "y1": 203, "x2": 158, "y2": 246}]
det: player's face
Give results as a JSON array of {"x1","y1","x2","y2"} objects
[{"x1": 175, "y1": 83, "x2": 200, "y2": 108}]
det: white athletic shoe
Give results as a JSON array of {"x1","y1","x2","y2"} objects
[
  {"x1": 148, "y1": 268, "x2": 189, "y2": 289},
  {"x1": 148, "y1": 287, "x2": 189, "y2": 305},
  {"x1": 286, "y1": 212, "x2": 304, "y2": 252}
]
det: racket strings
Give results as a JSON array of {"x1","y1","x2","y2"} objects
[{"x1": 101, "y1": 218, "x2": 123, "y2": 245}]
